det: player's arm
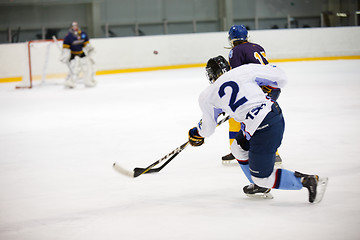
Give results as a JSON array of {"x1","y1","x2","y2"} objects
[
  {"x1": 188, "y1": 107, "x2": 222, "y2": 147},
  {"x1": 62, "y1": 34, "x2": 71, "y2": 49},
  {"x1": 198, "y1": 91, "x2": 220, "y2": 137},
  {"x1": 255, "y1": 66, "x2": 288, "y2": 101},
  {"x1": 188, "y1": 92, "x2": 220, "y2": 146},
  {"x1": 60, "y1": 35, "x2": 71, "y2": 63}
]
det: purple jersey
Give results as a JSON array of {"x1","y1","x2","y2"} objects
[
  {"x1": 229, "y1": 42, "x2": 268, "y2": 68},
  {"x1": 63, "y1": 30, "x2": 89, "y2": 55}
]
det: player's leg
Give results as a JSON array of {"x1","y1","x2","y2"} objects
[
  {"x1": 225, "y1": 117, "x2": 282, "y2": 167},
  {"x1": 242, "y1": 104, "x2": 285, "y2": 198},
  {"x1": 222, "y1": 118, "x2": 241, "y2": 163},
  {"x1": 230, "y1": 141, "x2": 252, "y2": 183},
  {"x1": 230, "y1": 131, "x2": 273, "y2": 198},
  {"x1": 231, "y1": 105, "x2": 283, "y2": 198},
  {"x1": 247, "y1": 115, "x2": 327, "y2": 203},
  {"x1": 64, "y1": 56, "x2": 79, "y2": 88},
  {"x1": 81, "y1": 57, "x2": 96, "y2": 87},
  {"x1": 250, "y1": 167, "x2": 328, "y2": 203}
]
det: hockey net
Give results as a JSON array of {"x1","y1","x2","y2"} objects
[{"x1": 16, "y1": 38, "x2": 67, "y2": 89}]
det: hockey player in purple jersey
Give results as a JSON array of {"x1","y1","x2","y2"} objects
[
  {"x1": 188, "y1": 56, "x2": 328, "y2": 203},
  {"x1": 228, "y1": 25, "x2": 268, "y2": 67},
  {"x1": 60, "y1": 22, "x2": 96, "y2": 88},
  {"x1": 223, "y1": 25, "x2": 282, "y2": 168}
]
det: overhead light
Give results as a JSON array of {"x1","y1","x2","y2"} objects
[{"x1": 336, "y1": 13, "x2": 348, "y2": 17}]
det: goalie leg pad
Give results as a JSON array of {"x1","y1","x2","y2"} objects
[
  {"x1": 64, "y1": 57, "x2": 81, "y2": 88},
  {"x1": 81, "y1": 57, "x2": 96, "y2": 87}
]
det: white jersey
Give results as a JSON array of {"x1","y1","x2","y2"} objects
[{"x1": 197, "y1": 64, "x2": 287, "y2": 139}]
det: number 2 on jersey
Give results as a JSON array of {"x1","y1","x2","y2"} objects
[{"x1": 218, "y1": 81, "x2": 248, "y2": 112}]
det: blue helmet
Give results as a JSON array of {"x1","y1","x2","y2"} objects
[{"x1": 228, "y1": 25, "x2": 248, "y2": 46}]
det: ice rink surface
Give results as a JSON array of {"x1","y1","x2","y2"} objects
[{"x1": 1, "y1": 60, "x2": 360, "y2": 240}]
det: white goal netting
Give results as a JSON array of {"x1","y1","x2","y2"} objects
[{"x1": 16, "y1": 39, "x2": 68, "y2": 89}]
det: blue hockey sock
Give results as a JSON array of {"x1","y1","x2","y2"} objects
[
  {"x1": 237, "y1": 160, "x2": 254, "y2": 183},
  {"x1": 273, "y1": 169, "x2": 303, "y2": 190}
]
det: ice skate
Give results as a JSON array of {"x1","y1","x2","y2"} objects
[
  {"x1": 295, "y1": 172, "x2": 329, "y2": 203},
  {"x1": 222, "y1": 152, "x2": 235, "y2": 161},
  {"x1": 243, "y1": 183, "x2": 273, "y2": 199},
  {"x1": 221, "y1": 153, "x2": 236, "y2": 165},
  {"x1": 85, "y1": 79, "x2": 97, "y2": 88},
  {"x1": 64, "y1": 78, "x2": 75, "y2": 88}
]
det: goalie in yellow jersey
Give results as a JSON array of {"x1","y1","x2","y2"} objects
[{"x1": 223, "y1": 25, "x2": 282, "y2": 166}]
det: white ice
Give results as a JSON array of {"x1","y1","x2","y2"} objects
[{"x1": 1, "y1": 60, "x2": 360, "y2": 240}]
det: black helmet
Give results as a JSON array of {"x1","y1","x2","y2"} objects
[{"x1": 205, "y1": 55, "x2": 230, "y2": 83}]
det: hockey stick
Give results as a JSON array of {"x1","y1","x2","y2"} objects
[
  {"x1": 132, "y1": 141, "x2": 190, "y2": 176},
  {"x1": 132, "y1": 115, "x2": 230, "y2": 175},
  {"x1": 113, "y1": 115, "x2": 230, "y2": 178},
  {"x1": 113, "y1": 141, "x2": 189, "y2": 178}
]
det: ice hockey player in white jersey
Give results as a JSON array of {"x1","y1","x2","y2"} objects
[{"x1": 188, "y1": 55, "x2": 328, "y2": 203}]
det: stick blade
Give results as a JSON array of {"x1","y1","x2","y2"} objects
[{"x1": 113, "y1": 162, "x2": 135, "y2": 178}]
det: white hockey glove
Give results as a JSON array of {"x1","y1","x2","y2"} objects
[
  {"x1": 83, "y1": 44, "x2": 95, "y2": 58},
  {"x1": 59, "y1": 48, "x2": 71, "y2": 63}
]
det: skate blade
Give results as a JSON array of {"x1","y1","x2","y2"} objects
[
  {"x1": 245, "y1": 192, "x2": 274, "y2": 199},
  {"x1": 222, "y1": 160, "x2": 238, "y2": 166},
  {"x1": 313, "y1": 177, "x2": 329, "y2": 204}
]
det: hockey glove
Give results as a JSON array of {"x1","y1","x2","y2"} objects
[
  {"x1": 235, "y1": 131, "x2": 250, "y2": 151},
  {"x1": 84, "y1": 44, "x2": 95, "y2": 58},
  {"x1": 59, "y1": 48, "x2": 71, "y2": 63},
  {"x1": 261, "y1": 85, "x2": 281, "y2": 101},
  {"x1": 188, "y1": 127, "x2": 204, "y2": 147}
]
